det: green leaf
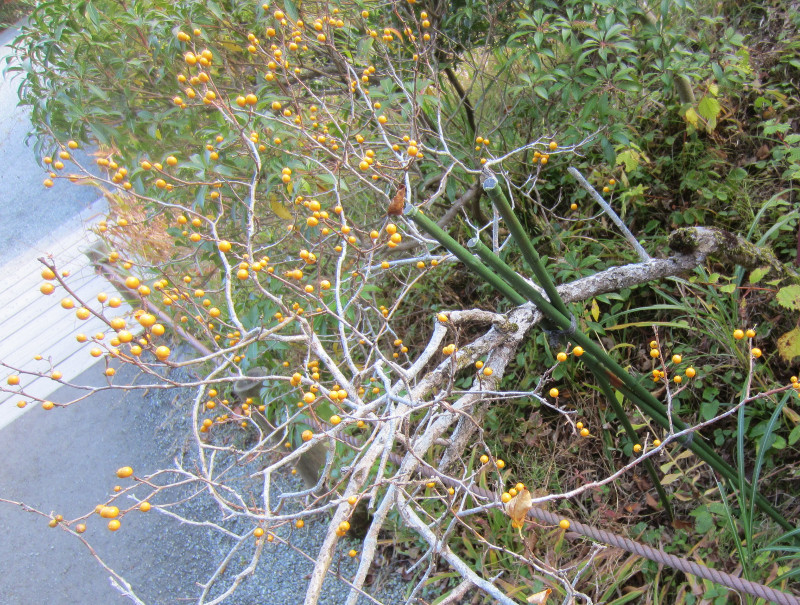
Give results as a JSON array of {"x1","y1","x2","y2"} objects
[
  {"x1": 748, "y1": 266, "x2": 770, "y2": 284},
  {"x1": 776, "y1": 285, "x2": 800, "y2": 310},
  {"x1": 697, "y1": 97, "x2": 722, "y2": 121},
  {"x1": 283, "y1": 0, "x2": 299, "y2": 21},
  {"x1": 701, "y1": 400, "x2": 720, "y2": 421},
  {"x1": 616, "y1": 149, "x2": 640, "y2": 172},
  {"x1": 789, "y1": 425, "x2": 800, "y2": 447},
  {"x1": 777, "y1": 327, "x2": 800, "y2": 363},
  {"x1": 692, "y1": 509, "x2": 714, "y2": 533}
]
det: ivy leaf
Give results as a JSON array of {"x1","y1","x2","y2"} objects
[
  {"x1": 776, "y1": 285, "x2": 800, "y2": 310},
  {"x1": 616, "y1": 149, "x2": 640, "y2": 172}
]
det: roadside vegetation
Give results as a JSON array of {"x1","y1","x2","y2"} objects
[{"x1": 3, "y1": 0, "x2": 800, "y2": 602}]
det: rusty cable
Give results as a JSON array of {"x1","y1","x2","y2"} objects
[
  {"x1": 337, "y1": 434, "x2": 799, "y2": 605},
  {"x1": 91, "y1": 262, "x2": 799, "y2": 603}
]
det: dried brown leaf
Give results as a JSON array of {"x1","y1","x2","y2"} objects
[
  {"x1": 387, "y1": 185, "x2": 406, "y2": 215},
  {"x1": 527, "y1": 588, "x2": 552, "y2": 604},
  {"x1": 505, "y1": 488, "x2": 532, "y2": 529}
]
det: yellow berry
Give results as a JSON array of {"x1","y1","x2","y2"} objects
[
  {"x1": 559, "y1": 519, "x2": 570, "y2": 530},
  {"x1": 733, "y1": 329, "x2": 745, "y2": 340},
  {"x1": 685, "y1": 367, "x2": 696, "y2": 378},
  {"x1": 549, "y1": 388, "x2": 559, "y2": 398},
  {"x1": 556, "y1": 352, "x2": 567, "y2": 362},
  {"x1": 572, "y1": 346, "x2": 584, "y2": 357}
]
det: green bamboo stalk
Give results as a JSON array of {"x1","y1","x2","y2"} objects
[
  {"x1": 404, "y1": 206, "x2": 526, "y2": 306},
  {"x1": 590, "y1": 359, "x2": 674, "y2": 521},
  {"x1": 482, "y1": 172, "x2": 572, "y2": 319},
  {"x1": 461, "y1": 235, "x2": 793, "y2": 531},
  {"x1": 407, "y1": 206, "x2": 792, "y2": 531}
]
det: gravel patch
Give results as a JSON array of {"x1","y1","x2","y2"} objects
[{"x1": 0, "y1": 353, "x2": 410, "y2": 604}]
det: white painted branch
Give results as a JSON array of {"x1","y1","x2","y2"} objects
[{"x1": 568, "y1": 166, "x2": 650, "y2": 262}]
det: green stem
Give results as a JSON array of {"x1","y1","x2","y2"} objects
[
  {"x1": 405, "y1": 206, "x2": 526, "y2": 305},
  {"x1": 461, "y1": 236, "x2": 793, "y2": 532},
  {"x1": 591, "y1": 360, "x2": 673, "y2": 521},
  {"x1": 482, "y1": 172, "x2": 572, "y2": 319}
]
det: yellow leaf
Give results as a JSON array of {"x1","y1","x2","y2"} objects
[
  {"x1": 591, "y1": 298, "x2": 600, "y2": 322},
  {"x1": 527, "y1": 588, "x2": 552, "y2": 604},
  {"x1": 504, "y1": 488, "x2": 532, "y2": 529},
  {"x1": 783, "y1": 406, "x2": 800, "y2": 425},
  {"x1": 385, "y1": 27, "x2": 404, "y2": 40},
  {"x1": 684, "y1": 107, "x2": 699, "y2": 127},
  {"x1": 270, "y1": 200, "x2": 293, "y2": 220},
  {"x1": 660, "y1": 472, "x2": 682, "y2": 485},
  {"x1": 219, "y1": 41, "x2": 244, "y2": 53}
]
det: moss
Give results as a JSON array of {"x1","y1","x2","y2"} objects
[
  {"x1": 667, "y1": 227, "x2": 700, "y2": 254},
  {"x1": 669, "y1": 227, "x2": 799, "y2": 282}
]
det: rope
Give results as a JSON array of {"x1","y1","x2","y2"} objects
[
  {"x1": 98, "y1": 262, "x2": 797, "y2": 603},
  {"x1": 337, "y1": 434, "x2": 799, "y2": 604}
]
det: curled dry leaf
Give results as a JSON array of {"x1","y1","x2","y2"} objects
[
  {"x1": 527, "y1": 588, "x2": 552, "y2": 604},
  {"x1": 504, "y1": 487, "x2": 532, "y2": 530},
  {"x1": 387, "y1": 185, "x2": 406, "y2": 215}
]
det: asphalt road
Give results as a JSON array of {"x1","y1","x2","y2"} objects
[
  {"x1": 0, "y1": 21, "x2": 102, "y2": 265},
  {"x1": 0, "y1": 360, "x2": 407, "y2": 605},
  {"x1": 0, "y1": 362, "x2": 224, "y2": 604}
]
